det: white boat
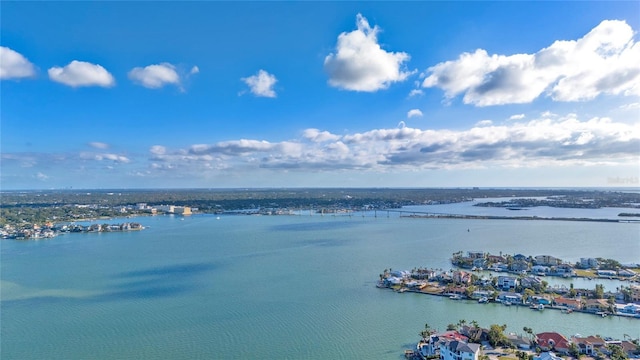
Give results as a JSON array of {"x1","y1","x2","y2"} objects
[
  {"x1": 449, "y1": 294, "x2": 463, "y2": 300},
  {"x1": 478, "y1": 297, "x2": 489, "y2": 303}
]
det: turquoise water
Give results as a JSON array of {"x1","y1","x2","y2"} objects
[{"x1": 1, "y1": 213, "x2": 639, "y2": 359}]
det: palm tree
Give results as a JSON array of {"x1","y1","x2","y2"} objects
[{"x1": 419, "y1": 323, "x2": 433, "y2": 339}]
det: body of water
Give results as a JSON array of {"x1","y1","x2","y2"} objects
[{"x1": 1, "y1": 208, "x2": 639, "y2": 359}]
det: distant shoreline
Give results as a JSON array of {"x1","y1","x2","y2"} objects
[{"x1": 400, "y1": 213, "x2": 639, "y2": 223}]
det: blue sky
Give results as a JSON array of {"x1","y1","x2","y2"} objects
[{"x1": 1, "y1": 1, "x2": 639, "y2": 189}]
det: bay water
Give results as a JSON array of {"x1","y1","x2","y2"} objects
[{"x1": 2, "y1": 206, "x2": 639, "y2": 359}]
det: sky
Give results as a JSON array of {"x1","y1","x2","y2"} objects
[{"x1": 1, "y1": 1, "x2": 639, "y2": 190}]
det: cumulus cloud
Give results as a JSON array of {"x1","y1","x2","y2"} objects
[
  {"x1": 0, "y1": 46, "x2": 36, "y2": 79},
  {"x1": 324, "y1": 13, "x2": 411, "y2": 92},
  {"x1": 48, "y1": 60, "x2": 115, "y2": 88},
  {"x1": 150, "y1": 145, "x2": 167, "y2": 155},
  {"x1": 407, "y1": 109, "x2": 423, "y2": 118},
  {"x1": 422, "y1": 20, "x2": 640, "y2": 106},
  {"x1": 303, "y1": 128, "x2": 341, "y2": 143},
  {"x1": 128, "y1": 63, "x2": 182, "y2": 89},
  {"x1": 241, "y1": 70, "x2": 277, "y2": 98},
  {"x1": 409, "y1": 89, "x2": 424, "y2": 97},
  {"x1": 149, "y1": 114, "x2": 638, "y2": 173},
  {"x1": 509, "y1": 114, "x2": 526, "y2": 120}
]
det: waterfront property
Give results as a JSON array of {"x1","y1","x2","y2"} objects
[
  {"x1": 439, "y1": 339, "x2": 480, "y2": 360},
  {"x1": 536, "y1": 332, "x2": 570, "y2": 355}
]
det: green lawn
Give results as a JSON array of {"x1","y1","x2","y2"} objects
[{"x1": 574, "y1": 269, "x2": 596, "y2": 278}]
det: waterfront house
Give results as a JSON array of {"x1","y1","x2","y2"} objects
[
  {"x1": 420, "y1": 331, "x2": 468, "y2": 357},
  {"x1": 510, "y1": 260, "x2": 530, "y2": 273},
  {"x1": 453, "y1": 271, "x2": 473, "y2": 284},
  {"x1": 384, "y1": 277, "x2": 403, "y2": 286},
  {"x1": 618, "y1": 269, "x2": 635, "y2": 277},
  {"x1": 536, "y1": 332, "x2": 570, "y2": 354},
  {"x1": 439, "y1": 339, "x2": 480, "y2": 360},
  {"x1": 471, "y1": 290, "x2": 491, "y2": 300},
  {"x1": 513, "y1": 254, "x2": 527, "y2": 262},
  {"x1": 412, "y1": 269, "x2": 437, "y2": 280},
  {"x1": 619, "y1": 341, "x2": 640, "y2": 358},
  {"x1": 488, "y1": 263, "x2": 509, "y2": 272},
  {"x1": 531, "y1": 265, "x2": 550, "y2": 275},
  {"x1": 553, "y1": 297, "x2": 582, "y2": 310},
  {"x1": 534, "y1": 255, "x2": 562, "y2": 266},
  {"x1": 390, "y1": 270, "x2": 411, "y2": 279},
  {"x1": 596, "y1": 269, "x2": 616, "y2": 277},
  {"x1": 619, "y1": 303, "x2": 640, "y2": 315},
  {"x1": 497, "y1": 292, "x2": 522, "y2": 304},
  {"x1": 506, "y1": 334, "x2": 532, "y2": 350},
  {"x1": 472, "y1": 258, "x2": 486, "y2": 269},
  {"x1": 497, "y1": 276, "x2": 518, "y2": 291},
  {"x1": 486, "y1": 255, "x2": 506, "y2": 264},
  {"x1": 447, "y1": 286, "x2": 467, "y2": 297},
  {"x1": 584, "y1": 299, "x2": 609, "y2": 313},
  {"x1": 553, "y1": 264, "x2": 575, "y2": 277},
  {"x1": 520, "y1": 276, "x2": 543, "y2": 289},
  {"x1": 579, "y1": 258, "x2": 599, "y2": 269},
  {"x1": 571, "y1": 335, "x2": 606, "y2": 356},
  {"x1": 529, "y1": 295, "x2": 552, "y2": 305},
  {"x1": 460, "y1": 326, "x2": 490, "y2": 343},
  {"x1": 631, "y1": 285, "x2": 640, "y2": 303}
]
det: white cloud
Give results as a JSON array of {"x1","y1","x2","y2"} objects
[
  {"x1": 129, "y1": 63, "x2": 182, "y2": 89},
  {"x1": 190, "y1": 66, "x2": 200, "y2": 75},
  {"x1": 35, "y1": 172, "x2": 49, "y2": 181},
  {"x1": 409, "y1": 89, "x2": 424, "y2": 97},
  {"x1": 475, "y1": 120, "x2": 493, "y2": 127},
  {"x1": 147, "y1": 113, "x2": 638, "y2": 174},
  {"x1": 0, "y1": 46, "x2": 36, "y2": 79},
  {"x1": 619, "y1": 102, "x2": 640, "y2": 110},
  {"x1": 48, "y1": 60, "x2": 115, "y2": 88},
  {"x1": 80, "y1": 152, "x2": 130, "y2": 163},
  {"x1": 303, "y1": 128, "x2": 341, "y2": 143},
  {"x1": 324, "y1": 13, "x2": 411, "y2": 92},
  {"x1": 241, "y1": 69, "x2": 277, "y2": 98},
  {"x1": 407, "y1": 109, "x2": 423, "y2": 118},
  {"x1": 422, "y1": 20, "x2": 640, "y2": 106},
  {"x1": 89, "y1": 142, "x2": 109, "y2": 149},
  {"x1": 509, "y1": 114, "x2": 526, "y2": 120},
  {"x1": 150, "y1": 145, "x2": 167, "y2": 155}
]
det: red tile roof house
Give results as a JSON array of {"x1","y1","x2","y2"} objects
[
  {"x1": 536, "y1": 332, "x2": 570, "y2": 355},
  {"x1": 553, "y1": 297, "x2": 583, "y2": 310}
]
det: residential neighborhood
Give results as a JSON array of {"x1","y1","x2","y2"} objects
[
  {"x1": 378, "y1": 251, "x2": 640, "y2": 318},
  {"x1": 405, "y1": 322, "x2": 639, "y2": 360}
]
